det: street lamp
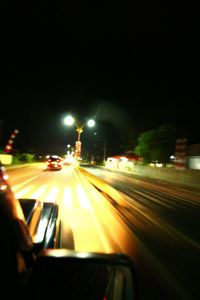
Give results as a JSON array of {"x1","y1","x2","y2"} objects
[{"x1": 63, "y1": 115, "x2": 95, "y2": 160}]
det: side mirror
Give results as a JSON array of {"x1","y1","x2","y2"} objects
[{"x1": 29, "y1": 249, "x2": 139, "y2": 300}]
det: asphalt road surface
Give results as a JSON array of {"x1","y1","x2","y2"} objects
[{"x1": 6, "y1": 163, "x2": 200, "y2": 300}]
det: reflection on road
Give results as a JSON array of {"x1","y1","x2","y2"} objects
[
  {"x1": 7, "y1": 163, "x2": 200, "y2": 299},
  {"x1": 79, "y1": 166, "x2": 200, "y2": 300},
  {"x1": 7, "y1": 163, "x2": 135, "y2": 256}
]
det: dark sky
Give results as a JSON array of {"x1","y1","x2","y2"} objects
[{"x1": 2, "y1": 2, "x2": 200, "y2": 155}]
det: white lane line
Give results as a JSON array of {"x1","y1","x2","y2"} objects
[
  {"x1": 63, "y1": 188, "x2": 73, "y2": 208},
  {"x1": 45, "y1": 187, "x2": 58, "y2": 203},
  {"x1": 15, "y1": 186, "x2": 33, "y2": 198},
  {"x1": 12, "y1": 176, "x2": 39, "y2": 192},
  {"x1": 76, "y1": 184, "x2": 112, "y2": 252},
  {"x1": 30, "y1": 185, "x2": 47, "y2": 199},
  {"x1": 76, "y1": 185, "x2": 91, "y2": 209}
]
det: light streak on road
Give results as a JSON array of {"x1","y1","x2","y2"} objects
[
  {"x1": 12, "y1": 176, "x2": 39, "y2": 191},
  {"x1": 30, "y1": 185, "x2": 47, "y2": 199},
  {"x1": 45, "y1": 186, "x2": 58, "y2": 203},
  {"x1": 15, "y1": 186, "x2": 33, "y2": 198},
  {"x1": 6, "y1": 163, "x2": 200, "y2": 299},
  {"x1": 76, "y1": 184, "x2": 91, "y2": 209},
  {"x1": 63, "y1": 188, "x2": 73, "y2": 208}
]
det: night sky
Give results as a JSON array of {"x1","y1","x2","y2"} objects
[{"x1": 2, "y1": 2, "x2": 200, "y2": 155}]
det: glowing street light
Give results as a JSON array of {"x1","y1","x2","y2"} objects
[
  {"x1": 87, "y1": 119, "x2": 95, "y2": 128},
  {"x1": 63, "y1": 115, "x2": 95, "y2": 160},
  {"x1": 63, "y1": 115, "x2": 75, "y2": 126}
]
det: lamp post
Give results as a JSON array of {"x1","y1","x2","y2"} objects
[{"x1": 63, "y1": 115, "x2": 95, "y2": 161}]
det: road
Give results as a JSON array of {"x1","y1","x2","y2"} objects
[
  {"x1": 78, "y1": 165, "x2": 200, "y2": 300},
  {"x1": 6, "y1": 163, "x2": 133, "y2": 254},
  {"x1": 6, "y1": 163, "x2": 200, "y2": 300}
]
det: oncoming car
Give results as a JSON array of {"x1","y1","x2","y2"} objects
[{"x1": 47, "y1": 155, "x2": 63, "y2": 170}]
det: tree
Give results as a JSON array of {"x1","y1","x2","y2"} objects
[
  {"x1": 134, "y1": 130, "x2": 155, "y2": 163},
  {"x1": 134, "y1": 123, "x2": 183, "y2": 164},
  {"x1": 12, "y1": 153, "x2": 35, "y2": 164},
  {"x1": 20, "y1": 153, "x2": 35, "y2": 163}
]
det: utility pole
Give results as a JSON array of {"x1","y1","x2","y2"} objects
[{"x1": 103, "y1": 139, "x2": 107, "y2": 165}]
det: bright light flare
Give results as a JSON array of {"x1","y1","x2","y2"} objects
[
  {"x1": 64, "y1": 115, "x2": 75, "y2": 126},
  {"x1": 87, "y1": 119, "x2": 95, "y2": 127},
  {"x1": 3, "y1": 174, "x2": 9, "y2": 180},
  {"x1": 0, "y1": 184, "x2": 7, "y2": 191}
]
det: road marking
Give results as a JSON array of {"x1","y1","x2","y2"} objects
[
  {"x1": 12, "y1": 176, "x2": 39, "y2": 192},
  {"x1": 122, "y1": 192, "x2": 200, "y2": 251},
  {"x1": 15, "y1": 186, "x2": 33, "y2": 198},
  {"x1": 63, "y1": 188, "x2": 73, "y2": 208},
  {"x1": 76, "y1": 183, "x2": 113, "y2": 253},
  {"x1": 45, "y1": 186, "x2": 58, "y2": 203},
  {"x1": 30, "y1": 185, "x2": 47, "y2": 199},
  {"x1": 77, "y1": 185, "x2": 91, "y2": 209}
]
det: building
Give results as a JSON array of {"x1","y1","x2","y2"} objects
[
  {"x1": 187, "y1": 144, "x2": 200, "y2": 170},
  {"x1": 106, "y1": 154, "x2": 139, "y2": 171}
]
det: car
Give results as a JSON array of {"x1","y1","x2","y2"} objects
[
  {"x1": 46, "y1": 155, "x2": 63, "y2": 170},
  {"x1": 0, "y1": 164, "x2": 138, "y2": 299}
]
